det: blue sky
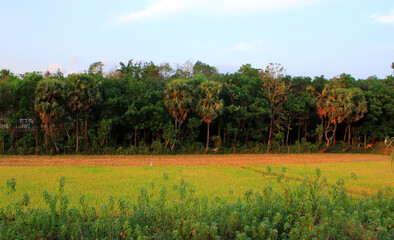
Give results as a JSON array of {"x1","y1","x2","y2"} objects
[{"x1": 1, "y1": 0, "x2": 393, "y2": 79}]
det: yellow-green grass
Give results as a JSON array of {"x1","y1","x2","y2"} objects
[
  {"x1": 247, "y1": 161, "x2": 393, "y2": 196},
  {"x1": 0, "y1": 166, "x2": 278, "y2": 208},
  {"x1": 0, "y1": 161, "x2": 392, "y2": 209}
]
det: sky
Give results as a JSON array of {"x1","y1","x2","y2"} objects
[{"x1": 0, "y1": 0, "x2": 393, "y2": 79}]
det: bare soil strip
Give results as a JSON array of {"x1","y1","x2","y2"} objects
[{"x1": 0, "y1": 154, "x2": 390, "y2": 166}]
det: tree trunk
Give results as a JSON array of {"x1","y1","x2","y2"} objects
[
  {"x1": 286, "y1": 120, "x2": 291, "y2": 146},
  {"x1": 364, "y1": 133, "x2": 367, "y2": 147},
  {"x1": 66, "y1": 125, "x2": 70, "y2": 141},
  {"x1": 304, "y1": 123, "x2": 307, "y2": 142},
  {"x1": 268, "y1": 107, "x2": 274, "y2": 147},
  {"x1": 8, "y1": 127, "x2": 16, "y2": 151},
  {"x1": 343, "y1": 123, "x2": 353, "y2": 152},
  {"x1": 298, "y1": 124, "x2": 301, "y2": 143},
  {"x1": 134, "y1": 128, "x2": 137, "y2": 146},
  {"x1": 218, "y1": 121, "x2": 221, "y2": 145},
  {"x1": 320, "y1": 121, "x2": 337, "y2": 153},
  {"x1": 223, "y1": 129, "x2": 226, "y2": 147},
  {"x1": 84, "y1": 116, "x2": 88, "y2": 143},
  {"x1": 50, "y1": 124, "x2": 59, "y2": 153},
  {"x1": 44, "y1": 125, "x2": 48, "y2": 152},
  {"x1": 75, "y1": 114, "x2": 79, "y2": 153},
  {"x1": 317, "y1": 117, "x2": 324, "y2": 147},
  {"x1": 205, "y1": 122, "x2": 210, "y2": 154},
  {"x1": 33, "y1": 126, "x2": 39, "y2": 152}
]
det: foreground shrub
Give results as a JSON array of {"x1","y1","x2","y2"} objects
[{"x1": 0, "y1": 169, "x2": 393, "y2": 239}]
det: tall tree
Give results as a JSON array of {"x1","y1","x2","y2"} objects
[
  {"x1": 343, "y1": 88, "x2": 367, "y2": 146},
  {"x1": 0, "y1": 69, "x2": 12, "y2": 81},
  {"x1": 66, "y1": 74, "x2": 101, "y2": 152},
  {"x1": 34, "y1": 79, "x2": 66, "y2": 152},
  {"x1": 88, "y1": 61, "x2": 104, "y2": 76},
  {"x1": 175, "y1": 60, "x2": 194, "y2": 79},
  {"x1": 307, "y1": 86, "x2": 328, "y2": 147},
  {"x1": 237, "y1": 64, "x2": 260, "y2": 78},
  {"x1": 355, "y1": 77, "x2": 393, "y2": 145},
  {"x1": 259, "y1": 63, "x2": 291, "y2": 148},
  {"x1": 117, "y1": 59, "x2": 143, "y2": 80},
  {"x1": 164, "y1": 79, "x2": 193, "y2": 147},
  {"x1": 195, "y1": 80, "x2": 224, "y2": 153},
  {"x1": 321, "y1": 87, "x2": 351, "y2": 151},
  {"x1": 158, "y1": 62, "x2": 174, "y2": 80},
  {"x1": 193, "y1": 61, "x2": 218, "y2": 79}
]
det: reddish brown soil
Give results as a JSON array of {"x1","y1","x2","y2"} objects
[{"x1": 0, "y1": 154, "x2": 390, "y2": 167}]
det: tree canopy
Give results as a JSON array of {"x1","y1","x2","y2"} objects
[{"x1": 0, "y1": 60, "x2": 392, "y2": 154}]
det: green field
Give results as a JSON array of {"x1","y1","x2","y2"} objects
[{"x1": 0, "y1": 161, "x2": 392, "y2": 209}]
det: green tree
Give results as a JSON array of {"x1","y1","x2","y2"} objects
[
  {"x1": 97, "y1": 77, "x2": 130, "y2": 148},
  {"x1": 356, "y1": 77, "x2": 393, "y2": 145},
  {"x1": 193, "y1": 61, "x2": 218, "y2": 79},
  {"x1": 307, "y1": 85, "x2": 329, "y2": 147},
  {"x1": 66, "y1": 74, "x2": 101, "y2": 152},
  {"x1": 0, "y1": 69, "x2": 12, "y2": 81},
  {"x1": 195, "y1": 80, "x2": 224, "y2": 153},
  {"x1": 34, "y1": 79, "x2": 66, "y2": 152},
  {"x1": 175, "y1": 60, "x2": 194, "y2": 79},
  {"x1": 117, "y1": 59, "x2": 143, "y2": 80},
  {"x1": 221, "y1": 72, "x2": 268, "y2": 145},
  {"x1": 260, "y1": 63, "x2": 291, "y2": 148},
  {"x1": 237, "y1": 64, "x2": 260, "y2": 78},
  {"x1": 88, "y1": 61, "x2": 104, "y2": 76},
  {"x1": 158, "y1": 62, "x2": 174, "y2": 80},
  {"x1": 123, "y1": 73, "x2": 167, "y2": 147},
  {"x1": 284, "y1": 93, "x2": 306, "y2": 145},
  {"x1": 343, "y1": 88, "x2": 367, "y2": 148},
  {"x1": 164, "y1": 79, "x2": 193, "y2": 148}
]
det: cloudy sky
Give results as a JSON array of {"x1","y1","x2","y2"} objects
[{"x1": 1, "y1": 0, "x2": 393, "y2": 78}]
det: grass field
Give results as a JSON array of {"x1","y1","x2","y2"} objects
[{"x1": 0, "y1": 154, "x2": 392, "y2": 208}]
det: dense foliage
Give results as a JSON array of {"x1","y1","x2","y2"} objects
[
  {"x1": 1, "y1": 170, "x2": 393, "y2": 239},
  {"x1": 0, "y1": 60, "x2": 393, "y2": 154}
]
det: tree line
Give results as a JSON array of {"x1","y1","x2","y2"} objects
[{"x1": 0, "y1": 60, "x2": 393, "y2": 154}]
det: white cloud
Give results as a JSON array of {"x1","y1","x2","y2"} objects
[
  {"x1": 230, "y1": 39, "x2": 267, "y2": 51},
  {"x1": 113, "y1": 0, "x2": 194, "y2": 23},
  {"x1": 370, "y1": 9, "x2": 394, "y2": 25},
  {"x1": 203, "y1": 0, "x2": 316, "y2": 16},
  {"x1": 68, "y1": 56, "x2": 79, "y2": 64},
  {"x1": 46, "y1": 64, "x2": 63, "y2": 73},
  {"x1": 231, "y1": 43, "x2": 255, "y2": 51},
  {"x1": 111, "y1": 0, "x2": 317, "y2": 24}
]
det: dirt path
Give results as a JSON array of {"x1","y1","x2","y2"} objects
[{"x1": 0, "y1": 154, "x2": 390, "y2": 166}]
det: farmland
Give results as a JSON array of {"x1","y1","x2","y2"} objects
[
  {"x1": 0, "y1": 154, "x2": 393, "y2": 239},
  {"x1": 0, "y1": 154, "x2": 391, "y2": 208}
]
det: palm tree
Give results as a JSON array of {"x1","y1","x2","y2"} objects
[
  {"x1": 321, "y1": 87, "x2": 352, "y2": 152},
  {"x1": 66, "y1": 74, "x2": 101, "y2": 153},
  {"x1": 343, "y1": 88, "x2": 367, "y2": 149},
  {"x1": 117, "y1": 60, "x2": 134, "y2": 77},
  {"x1": 195, "y1": 80, "x2": 223, "y2": 153},
  {"x1": 307, "y1": 86, "x2": 328, "y2": 147},
  {"x1": 164, "y1": 79, "x2": 193, "y2": 147},
  {"x1": 117, "y1": 59, "x2": 142, "y2": 79},
  {"x1": 0, "y1": 69, "x2": 12, "y2": 81},
  {"x1": 34, "y1": 79, "x2": 66, "y2": 152}
]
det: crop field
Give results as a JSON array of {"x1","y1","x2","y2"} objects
[{"x1": 0, "y1": 154, "x2": 391, "y2": 208}]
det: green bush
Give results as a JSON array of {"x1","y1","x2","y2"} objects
[{"x1": 1, "y1": 170, "x2": 393, "y2": 239}]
